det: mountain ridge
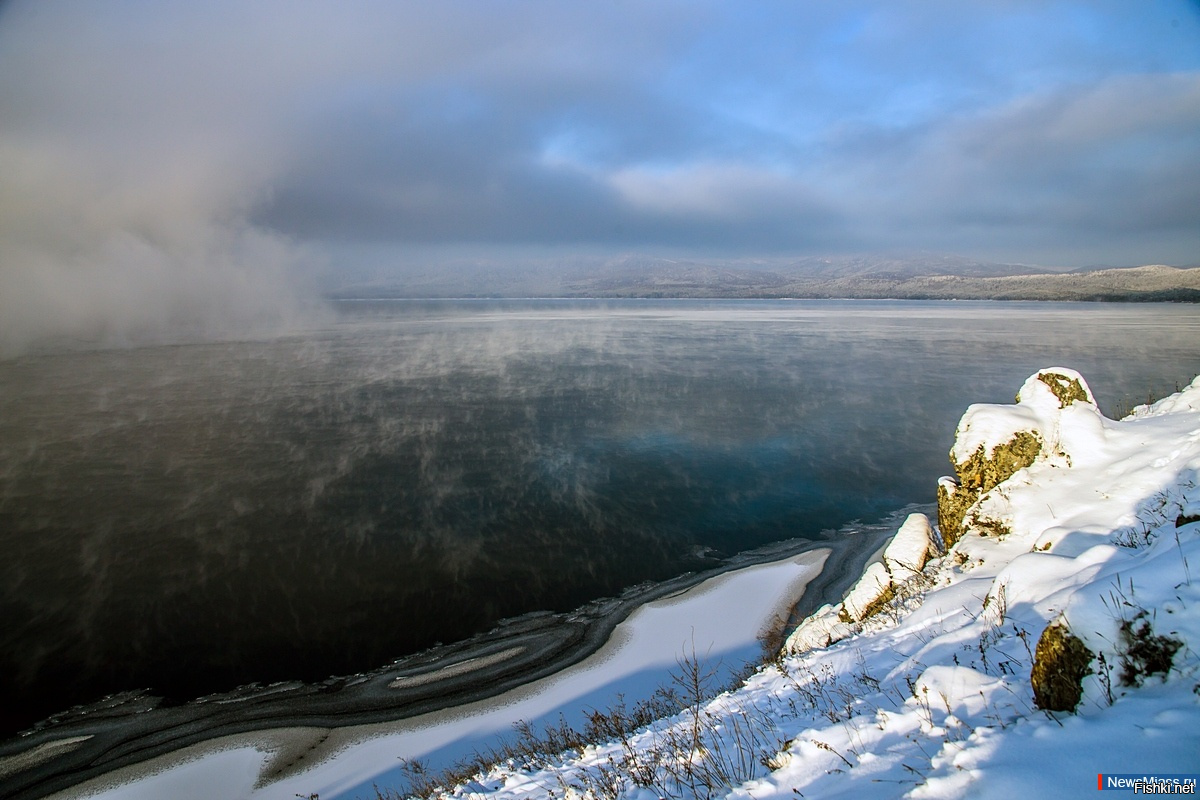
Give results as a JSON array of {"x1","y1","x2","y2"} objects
[{"x1": 329, "y1": 256, "x2": 1200, "y2": 301}]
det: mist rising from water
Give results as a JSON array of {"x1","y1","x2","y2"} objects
[
  {"x1": 0, "y1": 191, "x2": 329, "y2": 358},
  {"x1": 2, "y1": 299, "x2": 1199, "y2": 735},
  {"x1": 0, "y1": 3, "x2": 330, "y2": 359},
  {"x1": 0, "y1": 121, "x2": 332, "y2": 351}
]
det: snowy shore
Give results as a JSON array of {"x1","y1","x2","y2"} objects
[
  {"x1": 15, "y1": 366, "x2": 1200, "y2": 800},
  {"x1": 1, "y1": 514, "x2": 895, "y2": 800},
  {"x1": 329, "y1": 367, "x2": 1199, "y2": 800}
]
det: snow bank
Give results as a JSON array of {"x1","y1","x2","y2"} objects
[{"x1": 412, "y1": 369, "x2": 1200, "y2": 800}]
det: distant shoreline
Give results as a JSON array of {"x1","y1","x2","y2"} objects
[
  {"x1": 328, "y1": 293, "x2": 1200, "y2": 303},
  {"x1": 324, "y1": 263, "x2": 1200, "y2": 304}
]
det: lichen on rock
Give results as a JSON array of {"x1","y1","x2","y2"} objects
[
  {"x1": 1031, "y1": 621, "x2": 1094, "y2": 712},
  {"x1": 1036, "y1": 371, "x2": 1091, "y2": 407},
  {"x1": 1017, "y1": 367, "x2": 1097, "y2": 409},
  {"x1": 955, "y1": 430, "x2": 1043, "y2": 494},
  {"x1": 936, "y1": 478, "x2": 970, "y2": 549},
  {"x1": 937, "y1": 430, "x2": 1041, "y2": 546}
]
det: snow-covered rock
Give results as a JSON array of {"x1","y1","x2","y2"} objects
[
  {"x1": 937, "y1": 367, "x2": 1115, "y2": 547},
  {"x1": 839, "y1": 560, "x2": 894, "y2": 623},
  {"x1": 951, "y1": 367, "x2": 1098, "y2": 467},
  {"x1": 786, "y1": 513, "x2": 938, "y2": 648},
  {"x1": 884, "y1": 512, "x2": 940, "y2": 578},
  {"x1": 783, "y1": 601, "x2": 856, "y2": 653}
]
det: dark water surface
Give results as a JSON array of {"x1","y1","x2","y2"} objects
[{"x1": 1, "y1": 299, "x2": 1198, "y2": 736}]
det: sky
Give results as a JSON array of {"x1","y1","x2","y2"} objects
[{"x1": 1, "y1": 1, "x2": 1199, "y2": 351}]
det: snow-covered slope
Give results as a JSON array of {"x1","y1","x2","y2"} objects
[{"x1": 410, "y1": 369, "x2": 1200, "y2": 799}]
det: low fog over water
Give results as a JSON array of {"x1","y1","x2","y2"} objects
[{"x1": 1, "y1": 299, "x2": 1199, "y2": 735}]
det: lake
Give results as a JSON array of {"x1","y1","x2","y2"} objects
[{"x1": 2, "y1": 299, "x2": 1198, "y2": 737}]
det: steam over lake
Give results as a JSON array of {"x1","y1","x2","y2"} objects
[{"x1": 2, "y1": 299, "x2": 1198, "y2": 735}]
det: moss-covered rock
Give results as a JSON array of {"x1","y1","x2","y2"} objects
[
  {"x1": 937, "y1": 479, "x2": 971, "y2": 549},
  {"x1": 1036, "y1": 371, "x2": 1091, "y2": 407},
  {"x1": 955, "y1": 430, "x2": 1042, "y2": 493},
  {"x1": 937, "y1": 431, "x2": 1042, "y2": 547},
  {"x1": 1031, "y1": 622, "x2": 1094, "y2": 712}
]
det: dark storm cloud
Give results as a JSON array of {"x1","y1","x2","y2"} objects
[{"x1": 1, "y1": 1, "x2": 1199, "y2": 353}]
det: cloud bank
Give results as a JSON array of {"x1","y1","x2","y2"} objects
[
  {"x1": 1, "y1": 1, "x2": 1199, "y2": 352},
  {"x1": 0, "y1": 1, "x2": 328, "y2": 355}
]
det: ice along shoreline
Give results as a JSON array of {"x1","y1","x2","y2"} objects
[{"x1": 1, "y1": 509, "x2": 909, "y2": 800}]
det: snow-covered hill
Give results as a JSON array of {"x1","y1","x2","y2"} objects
[{"x1": 409, "y1": 368, "x2": 1200, "y2": 799}]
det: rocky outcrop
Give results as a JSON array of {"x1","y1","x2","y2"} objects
[
  {"x1": 840, "y1": 513, "x2": 940, "y2": 622},
  {"x1": 791, "y1": 368, "x2": 1109, "y2": 656},
  {"x1": 787, "y1": 513, "x2": 939, "y2": 651},
  {"x1": 937, "y1": 368, "x2": 1097, "y2": 547}
]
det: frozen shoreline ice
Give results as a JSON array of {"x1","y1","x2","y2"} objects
[
  {"x1": 35, "y1": 548, "x2": 835, "y2": 799},
  {"x1": 3, "y1": 510, "x2": 901, "y2": 800}
]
